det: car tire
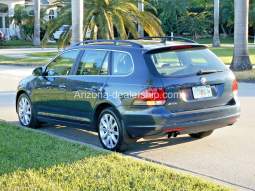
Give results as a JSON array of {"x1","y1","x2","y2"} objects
[
  {"x1": 50, "y1": 36, "x2": 55, "y2": 41},
  {"x1": 17, "y1": 93, "x2": 41, "y2": 128},
  {"x1": 98, "y1": 107, "x2": 131, "y2": 152},
  {"x1": 189, "y1": 130, "x2": 214, "y2": 138}
]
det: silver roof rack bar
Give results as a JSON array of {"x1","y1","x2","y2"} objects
[{"x1": 72, "y1": 39, "x2": 144, "y2": 48}]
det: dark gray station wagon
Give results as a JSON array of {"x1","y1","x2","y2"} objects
[{"x1": 16, "y1": 37, "x2": 240, "y2": 152}]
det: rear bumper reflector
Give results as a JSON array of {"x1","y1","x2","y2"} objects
[
  {"x1": 229, "y1": 118, "x2": 238, "y2": 122},
  {"x1": 165, "y1": 128, "x2": 185, "y2": 132}
]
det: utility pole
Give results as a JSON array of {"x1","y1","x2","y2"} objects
[
  {"x1": 72, "y1": 0, "x2": 83, "y2": 45},
  {"x1": 33, "y1": 0, "x2": 40, "y2": 46},
  {"x1": 138, "y1": 0, "x2": 144, "y2": 38}
]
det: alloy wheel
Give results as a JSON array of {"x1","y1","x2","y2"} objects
[
  {"x1": 99, "y1": 113, "x2": 119, "y2": 149},
  {"x1": 18, "y1": 97, "x2": 31, "y2": 125}
]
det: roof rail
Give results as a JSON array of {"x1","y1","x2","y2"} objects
[
  {"x1": 135, "y1": 36, "x2": 197, "y2": 44},
  {"x1": 72, "y1": 40, "x2": 143, "y2": 48}
]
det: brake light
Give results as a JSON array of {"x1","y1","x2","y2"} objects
[
  {"x1": 232, "y1": 79, "x2": 238, "y2": 96},
  {"x1": 0, "y1": 34, "x2": 4, "y2": 37},
  {"x1": 171, "y1": 46, "x2": 192, "y2": 50},
  {"x1": 132, "y1": 88, "x2": 166, "y2": 106}
]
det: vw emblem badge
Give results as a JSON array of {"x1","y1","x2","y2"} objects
[{"x1": 200, "y1": 77, "x2": 206, "y2": 84}]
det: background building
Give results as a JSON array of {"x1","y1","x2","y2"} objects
[{"x1": 0, "y1": 0, "x2": 57, "y2": 40}]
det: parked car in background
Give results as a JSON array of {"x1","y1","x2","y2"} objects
[
  {"x1": 0, "y1": 30, "x2": 6, "y2": 45},
  {"x1": 16, "y1": 37, "x2": 240, "y2": 152},
  {"x1": 50, "y1": 25, "x2": 91, "y2": 41}
]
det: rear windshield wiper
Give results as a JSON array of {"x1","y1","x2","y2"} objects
[{"x1": 197, "y1": 70, "x2": 223, "y2": 75}]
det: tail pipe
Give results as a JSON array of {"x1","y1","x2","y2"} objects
[
  {"x1": 166, "y1": 131, "x2": 179, "y2": 138},
  {"x1": 165, "y1": 128, "x2": 184, "y2": 138}
]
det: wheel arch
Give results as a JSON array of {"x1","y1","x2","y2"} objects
[
  {"x1": 93, "y1": 101, "x2": 120, "y2": 132},
  {"x1": 16, "y1": 89, "x2": 31, "y2": 113}
]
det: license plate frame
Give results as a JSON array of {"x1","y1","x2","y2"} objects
[{"x1": 192, "y1": 85, "x2": 212, "y2": 99}]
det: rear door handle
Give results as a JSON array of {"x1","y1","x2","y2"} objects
[{"x1": 59, "y1": 85, "x2": 65, "y2": 89}]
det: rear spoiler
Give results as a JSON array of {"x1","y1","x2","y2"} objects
[{"x1": 144, "y1": 44, "x2": 207, "y2": 54}]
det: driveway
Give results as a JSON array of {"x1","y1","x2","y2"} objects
[{"x1": 0, "y1": 65, "x2": 254, "y2": 191}]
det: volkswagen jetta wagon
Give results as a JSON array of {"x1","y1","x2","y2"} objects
[{"x1": 16, "y1": 37, "x2": 240, "y2": 152}]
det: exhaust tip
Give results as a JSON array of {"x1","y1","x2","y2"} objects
[{"x1": 166, "y1": 132, "x2": 179, "y2": 138}]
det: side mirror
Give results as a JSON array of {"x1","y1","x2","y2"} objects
[{"x1": 32, "y1": 67, "x2": 42, "y2": 76}]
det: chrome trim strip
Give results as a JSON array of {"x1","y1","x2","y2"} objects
[{"x1": 38, "y1": 112, "x2": 90, "y2": 122}]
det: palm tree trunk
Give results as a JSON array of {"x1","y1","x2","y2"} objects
[
  {"x1": 72, "y1": 0, "x2": 83, "y2": 45},
  {"x1": 33, "y1": 0, "x2": 40, "y2": 46},
  {"x1": 138, "y1": 0, "x2": 144, "y2": 38},
  {"x1": 230, "y1": 0, "x2": 252, "y2": 71},
  {"x1": 220, "y1": 24, "x2": 227, "y2": 37},
  {"x1": 213, "y1": 0, "x2": 220, "y2": 47}
]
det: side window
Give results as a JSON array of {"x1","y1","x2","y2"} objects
[
  {"x1": 111, "y1": 52, "x2": 133, "y2": 75},
  {"x1": 76, "y1": 50, "x2": 107, "y2": 75},
  {"x1": 45, "y1": 50, "x2": 80, "y2": 76},
  {"x1": 99, "y1": 52, "x2": 109, "y2": 75}
]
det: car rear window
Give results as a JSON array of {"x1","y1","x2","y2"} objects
[{"x1": 144, "y1": 48, "x2": 228, "y2": 78}]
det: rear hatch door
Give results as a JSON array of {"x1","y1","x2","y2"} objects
[{"x1": 144, "y1": 46, "x2": 234, "y2": 113}]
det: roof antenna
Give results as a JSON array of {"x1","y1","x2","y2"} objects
[{"x1": 161, "y1": 38, "x2": 167, "y2": 45}]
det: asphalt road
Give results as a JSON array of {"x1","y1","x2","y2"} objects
[{"x1": 0, "y1": 65, "x2": 254, "y2": 191}]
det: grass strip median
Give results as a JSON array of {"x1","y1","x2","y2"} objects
[
  {"x1": 26, "y1": 51, "x2": 60, "y2": 58},
  {"x1": 0, "y1": 55, "x2": 50, "y2": 66},
  {"x1": 0, "y1": 121, "x2": 233, "y2": 190}
]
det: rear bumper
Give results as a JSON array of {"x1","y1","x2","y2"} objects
[{"x1": 118, "y1": 100, "x2": 240, "y2": 138}]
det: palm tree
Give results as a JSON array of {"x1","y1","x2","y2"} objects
[
  {"x1": 10, "y1": 6, "x2": 47, "y2": 41},
  {"x1": 42, "y1": 0, "x2": 164, "y2": 48},
  {"x1": 33, "y1": 0, "x2": 40, "y2": 46},
  {"x1": 72, "y1": 0, "x2": 83, "y2": 44},
  {"x1": 9, "y1": 6, "x2": 29, "y2": 37},
  {"x1": 212, "y1": 0, "x2": 220, "y2": 47},
  {"x1": 158, "y1": 0, "x2": 189, "y2": 35},
  {"x1": 230, "y1": 0, "x2": 252, "y2": 71}
]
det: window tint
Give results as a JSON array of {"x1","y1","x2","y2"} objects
[
  {"x1": 76, "y1": 50, "x2": 107, "y2": 75},
  {"x1": 111, "y1": 52, "x2": 133, "y2": 75},
  {"x1": 45, "y1": 50, "x2": 79, "y2": 76},
  {"x1": 144, "y1": 48, "x2": 227, "y2": 77},
  {"x1": 100, "y1": 52, "x2": 109, "y2": 75}
]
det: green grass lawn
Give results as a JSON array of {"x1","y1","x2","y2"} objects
[
  {"x1": 210, "y1": 47, "x2": 255, "y2": 65},
  {"x1": 0, "y1": 55, "x2": 50, "y2": 65},
  {"x1": 0, "y1": 40, "x2": 58, "y2": 49},
  {"x1": 186, "y1": 37, "x2": 255, "y2": 45},
  {"x1": 233, "y1": 69, "x2": 255, "y2": 81},
  {"x1": 0, "y1": 121, "x2": 233, "y2": 190},
  {"x1": 26, "y1": 51, "x2": 60, "y2": 58}
]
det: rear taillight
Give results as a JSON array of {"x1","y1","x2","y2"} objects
[
  {"x1": 0, "y1": 34, "x2": 4, "y2": 37},
  {"x1": 232, "y1": 79, "x2": 238, "y2": 96},
  {"x1": 132, "y1": 88, "x2": 166, "y2": 106}
]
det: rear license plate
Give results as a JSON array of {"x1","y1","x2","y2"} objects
[{"x1": 192, "y1": 85, "x2": 212, "y2": 99}]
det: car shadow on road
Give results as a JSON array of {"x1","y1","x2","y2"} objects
[
  {"x1": 11, "y1": 121, "x2": 197, "y2": 154},
  {"x1": 128, "y1": 136, "x2": 197, "y2": 154}
]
